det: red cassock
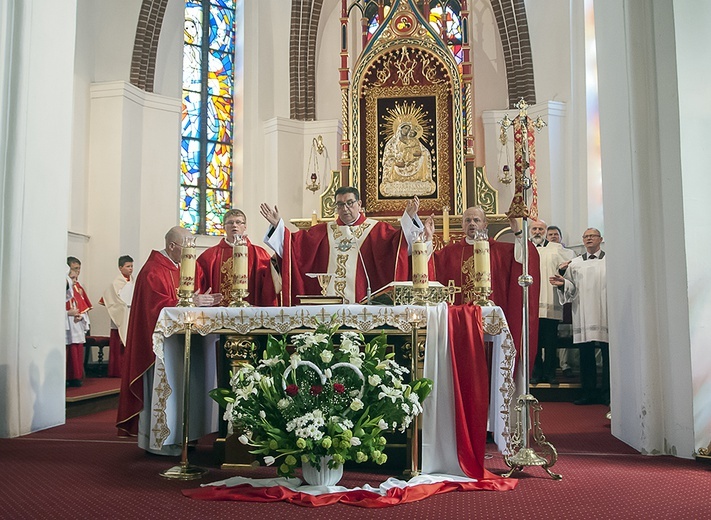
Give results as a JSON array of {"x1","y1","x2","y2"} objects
[
  {"x1": 432, "y1": 238, "x2": 540, "y2": 370},
  {"x1": 196, "y1": 238, "x2": 278, "y2": 306},
  {"x1": 116, "y1": 250, "x2": 182, "y2": 436},
  {"x1": 277, "y1": 214, "x2": 411, "y2": 306}
]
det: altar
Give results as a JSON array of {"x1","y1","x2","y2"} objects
[{"x1": 144, "y1": 303, "x2": 516, "y2": 475}]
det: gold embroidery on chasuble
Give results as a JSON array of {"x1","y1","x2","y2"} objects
[
  {"x1": 461, "y1": 250, "x2": 476, "y2": 304},
  {"x1": 327, "y1": 220, "x2": 374, "y2": 304},
  {"x1": 219, "y1": 255, "x2": 233, "y2": 305}
]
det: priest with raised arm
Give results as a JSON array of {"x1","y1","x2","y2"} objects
[
  {"x1": 432, "y1": 206, "x2": 540, "y2": 368},
  {"x1": 116, "y1": 226, "x2": 222, "y2": 453},
  {"x1": 197, "y1": 208, "x2": 279, "y2": 306},
  {"x1": 260, "y1": 187, "x2": 432, "y2": 305}
]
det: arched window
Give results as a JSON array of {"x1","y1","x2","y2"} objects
[
  {"x1": 181, "y1": 0, "x2": 236, "y2": 235},
  {"x1": 366, "y1": 1, "x2": 462, "y2": 66}
]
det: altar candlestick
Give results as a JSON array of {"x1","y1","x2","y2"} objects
[
  {"x1": 473, "y1": 237, "x2": 491, "y2": 290},
  {"x1": 412, "y1": 240, "x2": 429, "y2": 290},
  {"x1": 311, "y1": 210, "x2": 318, "y2": 227},
  {"x1": 233, "y1": 242, "x2": 248, "y2": 291},
  {"x1": 179, "y1": 237, "x2": 197, "y2": 293}
]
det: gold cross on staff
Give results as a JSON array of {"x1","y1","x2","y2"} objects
[{"x1": 446, "y1": 280, "x2": 462, "y2": 304}]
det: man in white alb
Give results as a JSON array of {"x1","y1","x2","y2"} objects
[{"x1": 550, "y1": 228, "x2": 608, "y2": 405}]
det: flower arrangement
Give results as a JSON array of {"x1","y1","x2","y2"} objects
[{"x1": 210, "y1": 323, "x2": 432, "y2": 478}]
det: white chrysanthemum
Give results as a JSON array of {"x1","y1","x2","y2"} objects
[
  {"x1": 401, "y1": 402, "x2": 410, "y2": 414},
  {"x1": 277, "y1": 398, "x2": 290, "y2": 409}
]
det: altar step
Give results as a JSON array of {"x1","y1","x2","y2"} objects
[
  {"x1": 66, "y1": 377, "x2": 121, "y2": 418},
  {"x1": 529, "y1": 381, "x2": 583, "y2": 403}
]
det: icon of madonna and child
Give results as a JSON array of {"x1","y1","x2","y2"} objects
[{"x1": 379, "y1": 109, "x2": 436, "y2": 198}]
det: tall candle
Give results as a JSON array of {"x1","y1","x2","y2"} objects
[
  {"x1": 443, "y1": 207, "x2": 450, "y2": 243},
  {"x1": 233, "y1": 243, "x2": 248, "y2": 291},
  {"x1": 473, "y1": 239, "x2": 491, "y2": 290},
  {"x1": 311, "y1": 210, "x2": 318, "y2": 227},
  {"x1": 179, "y1": 241, "x2": 197, "y2": 293},
  {"x1": 412, "y1": 240, "x2": 429, "y2": 290}
]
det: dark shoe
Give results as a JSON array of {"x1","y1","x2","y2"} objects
[
  {"x1": 549, "y1": 377, "x2": 560, "y2": 386},
  {"x1": 562, "y1": 368, "x2": 573, "y2": 378},
  {"x1": 530, "y1": 376, "x2": 540, "y2": 385}
]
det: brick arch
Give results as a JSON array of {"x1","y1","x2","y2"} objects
[
  {"x1": 130, "y1": 0, "x2": 169, "y2": 92},
  {"x1": 488, "y1": 0, "x2": 536, "y2": 107},
  {"x1": 290, "y1": 0, "x2": 324, "y2": 121}
]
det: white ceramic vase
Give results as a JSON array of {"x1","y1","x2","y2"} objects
[{"x1": 301, "y1": 456, "x2": 344, "y2": 486}]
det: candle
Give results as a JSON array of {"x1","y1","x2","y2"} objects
[
  {"x1": 311, "y1": 210, "x2": 318, "y2": 227},
  {"x1": 233, "y1": 242, "x2": 248, "y2": 291},
  {"x1": 473, "y1": 239, "x2": 491, "y2": 290},
  {"x1": 179, "y1": 238, "x2": 197, "y2": 293},
  {"x1": 412, "y1": 240, "x2": 429, "y2": 290},
  {"x1": 443, "y1": 206, "x2": 450, "y2": 243}
]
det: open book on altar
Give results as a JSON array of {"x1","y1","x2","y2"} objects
[{"x1": 359, "y1": 281, "x2": 449, "y2": 306}]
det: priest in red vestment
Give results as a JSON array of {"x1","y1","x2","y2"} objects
[
  {"x1": 197, "y1": 208, "x2": 279, "y2": 306},
  {"x1": 116, "y1": 226, "x2": 221, "y2": 447},
  {"x1": 432, "y1": 206, "x2": 540, "y2": 369},
  {"x1": 260, "y1": 187, "x2": 433, "y2": 305}
]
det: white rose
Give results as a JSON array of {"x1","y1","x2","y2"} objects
[
  {"x1": 350, "y1": 436, "x2": 362, "y2": 446},
  {"x1": 350, "y1": 398, "x2": 364, "y2": 411},
  {"x1": 349, "y1": 356, "x2": 363, "y2": 368},
  {"x1": 259, "y1": 410, "x2": 266, "y2": 419},
  {"x1": 378, "y1": 419, "x2": 388, "y2": 430},
  {"x1": 277, "y1": 398, "x2": 290, "y2": 409},
  {"x1": 368, "y1": 374, "x2": 381, "y2": 386},
  {"x1": 320, "y1": 350, "x2": 333, "y2": 363}
]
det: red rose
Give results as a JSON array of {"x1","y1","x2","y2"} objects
[
  {"x1": 310, "y1": 385, "x2": 323, "y2": 395},
  {"x1": 333, "y1": 383, "x2": 345, "y2": 394},
  {"x1": 285, "y1": 384, "x2": 299, "y2": 396}
]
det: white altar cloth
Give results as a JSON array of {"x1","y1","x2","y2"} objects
[{"x1": 144, "y1": 304, "x2": 516, "y2": 473}]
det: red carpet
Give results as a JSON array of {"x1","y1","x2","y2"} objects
[
  {"x1": 65, "y1": 377, "x2": 121, "y2": 401},
  {"x1": 0, "y1": 403, "x2": 709, "y2": 519}
]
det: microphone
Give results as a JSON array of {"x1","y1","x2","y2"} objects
[{"x1": 358, "y1": 247, "x2": 372, "y2": 305}]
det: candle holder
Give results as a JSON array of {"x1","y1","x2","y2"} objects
[
  {"x1": 178, "y1": 235, "x2": 197, "y2": 307},
  {"x1": 229, "y1": 288, "x2": 250, "y2": 307},
  {"x1": 405, "y1": 307, "x2": 426, "y2": 477}
]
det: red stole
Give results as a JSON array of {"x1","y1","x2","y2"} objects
[
  {"x1": 278, "y1": 213, "x2": 410, "y2": 305},
  {"x1": 116, "y1": 250, "x2": 181, "y2": 436},
  {"x1": 197, "y1": 238, "x2": 279, "y2": 306}
]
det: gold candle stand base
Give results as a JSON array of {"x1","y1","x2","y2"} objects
[
  {"x1": 177, "y1": 289, "x2": 194, "y2": 307},
  {"x1": 160, "y1": 462, "x2": 208, "y2": 480},
  {"x1": 502, "y1": 393, "x2": 562, "y2": 480},
  {"x1": 229, "y1": 288, "x2": 250, "y2": 307},
  {"x1": 474, "y1": 287, "x2": 495, "y2": 306}
]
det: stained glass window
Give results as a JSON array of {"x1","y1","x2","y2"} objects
[
  {"x1": 181, "y1": 0, "x2": 236, "y2": 235},
  {"x1": 366, "y1": 1, "x2": 463, "y2": 66}
]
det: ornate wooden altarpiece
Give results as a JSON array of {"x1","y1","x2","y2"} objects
[{"x1": 311, "y1": 0, "x2": 500, "y2": 237}]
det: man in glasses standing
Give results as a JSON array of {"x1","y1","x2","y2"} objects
[
  {"x1": 260, "y1": 186, "x2": 431, "y2": 305},
  {"x1": 550, "y1": 228, "x2": 609, "y2": 405}
]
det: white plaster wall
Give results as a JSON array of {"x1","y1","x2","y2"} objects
[{"x1": 0, "y1": 0, "x2": 77, "y2": 436}]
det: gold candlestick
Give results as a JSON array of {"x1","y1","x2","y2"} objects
[{"x1": 178, "y1": 236, "x2": 197, "y2": 307}]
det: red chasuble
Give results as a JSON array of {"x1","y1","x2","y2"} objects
[
  {"x1": 433, "y1": 238, "x2": 540, "y2": 370},
  {"x1": 278, "y1": 213, "x2": 410, "y2": 305},
  {"x1": 116, "y1": 250, "x2": 181, "y2": 436},
  {"x1": 197, "y1": 238, "x2": 278, "y2": 306}
]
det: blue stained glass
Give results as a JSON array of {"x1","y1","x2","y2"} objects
[
  {"x1": 209, "y1": 6, "x2": 235, "y2": 53},
  {"x1": 211, "y1": 0, "x2": 234, "y2": 9},
  {"x1": 181, "y1": 91, "x2": 201, "y2": 138},
  {"x1": 184, "y1": 3, "x2": 203, "y2": 46},
  {"x1": 206, "y1": 95, "x2": 232, "y2": 142},
  {"x1": 182, "y1": 44, "x2": 202, "y2": 92},
  {"x1": 180, "y1": 186, "x2": 200, "y2": 233},
  {"x1": 181, "y1": 139, "x2": 201, "y2": 186},
  {"x1": 207, "y1": 50, "x2": 233, "y2": 97}
]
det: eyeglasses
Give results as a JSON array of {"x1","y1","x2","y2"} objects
[
  {"x1": 582, "y1": 234, "x2": 601, "y2": 239},
  {"x1": 335, "y1": 199, "x2": 358, "y2": 209}
]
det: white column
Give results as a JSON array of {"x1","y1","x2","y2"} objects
[{"x1": 0, "y1": 0, "x2": 78, "y2": 436}]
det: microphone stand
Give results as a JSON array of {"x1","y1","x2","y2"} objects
[{"x1": 358, "y1": 248, "x2": 372, "y2": 305}]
